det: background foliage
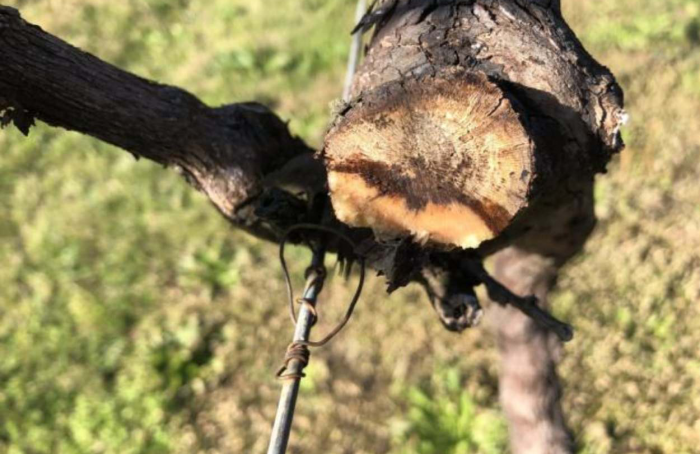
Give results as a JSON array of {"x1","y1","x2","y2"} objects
[{"x1": 1, "y1": 0, "x2": 699, "y2": 453}]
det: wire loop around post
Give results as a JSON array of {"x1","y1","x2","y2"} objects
[
  {"x1": 278, "y1": 224, "x2": 366, "y2": 348},
  {"x1": 275, "y1": 342, "x2": 311, "y2": 380}
]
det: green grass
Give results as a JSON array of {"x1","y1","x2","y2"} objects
[
  {"x1": 1, "y1": 0, "x2": 700, "y2": 453},
  {"x1": 390, "y1": 368, "x2": 507, "y2": 454}
]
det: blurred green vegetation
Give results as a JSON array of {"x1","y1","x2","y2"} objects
[
  {"x1": 390, "y1": 368, "x2": 507, "y2": 454},
  {"x1": 1, "y1": 0, "x2": 699, "y2": 453}
]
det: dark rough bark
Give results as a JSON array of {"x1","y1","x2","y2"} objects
[
  {"x1": 1, "y1": 4, "x2": 624, "y2": 452},
  {"x1": 0, "y1": 6, "x2": 315, "y2": 240},
  {"x1": 327, "y1": 2, "x2": 624, "y2": 453},
  {"x1": 324, "y1": 0, "x2": 625, "y2": 257},
  {"x1": 328, "y1": 0, "x2": 625, "y2": 332},
  {"x1": 0, "y1": 3, "x2": 624, "y2": 288}
]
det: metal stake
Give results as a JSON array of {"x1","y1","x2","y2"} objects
[
  {"x1": 266, "y1": 249, "x2": 325, "y2": 454},
  {"x1": 342, "y1": 0, "x2": 367, "y2": 102}
]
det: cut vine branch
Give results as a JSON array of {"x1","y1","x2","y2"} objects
[
  {"x1": 0, "y1": 5, "x2": 315, "y2": 240},
  {"x1": 1, "y1": 4, "x2": 629, "y2": 453},
  {"x1": 0, "y1": 2, "x2": 624, "y2": 339},
  {"x1": 465, "y1": 258, "x2": 573, "y2": 341},
  {"x1": 324, "y1": 0, "x2": 626, "y2": 256}
]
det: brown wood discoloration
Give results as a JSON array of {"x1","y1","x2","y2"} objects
[
  {"x1": 324, "y1": 0, "x2": 624, "y2": 254},
  {"x1": 348, "y1": 0, "x2": 626, "y2": 170},
  {"x1": 325, "y1": 72, "x2": 536, "y2": 248},
  {"x1": 1, "y1": 2, "x2": 625, "y2": 280},
  {"x1": 335, "y1": 3, "x2": 624, "y2": 453},
  {"x1": 2, "y1": 4, "x2": 627, "y2": 453},
  {"x1": 329, "y1": 158, "x2": 514, "y2": 231},
  {"x1": 330, "y1": 172, "x2": 497, "y2": 248}
]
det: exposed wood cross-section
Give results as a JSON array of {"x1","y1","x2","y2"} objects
[
  {"x1": 0, "y1": 2, "x2": 628, "y2": 453},
  {"x1": 326, "y1": 71, "x2": 535, "y2": 249}
]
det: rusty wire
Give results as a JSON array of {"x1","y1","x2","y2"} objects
[
  {"x1": 278, "y1": 223, "x2": 365, "y2": 348},
  {"x1": 275, "y1": 342, "x2": 312, "y2": 381}
]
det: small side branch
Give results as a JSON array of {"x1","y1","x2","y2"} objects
[{"x1": 464, "y1": 260, "x2": 574, "y2": 342}]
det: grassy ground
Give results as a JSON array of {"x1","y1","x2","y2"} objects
[{"x1": 1, "y1": 0, "x2": 699, "y2": 453}]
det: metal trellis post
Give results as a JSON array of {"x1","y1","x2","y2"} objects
[{"x1": 266, "y1": 248, "x2": 325, "y2": 454}]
